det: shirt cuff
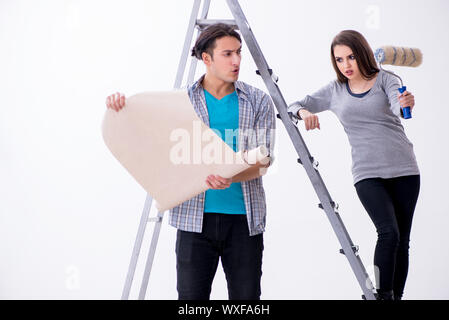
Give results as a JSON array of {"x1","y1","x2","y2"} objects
[{"x1": 288, "y1": 102, "x2": 304, "y2": 120}]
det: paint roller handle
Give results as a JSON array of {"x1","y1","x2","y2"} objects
[{"x1": 398, "y1": 86, "x2": 412, "y2": 119}]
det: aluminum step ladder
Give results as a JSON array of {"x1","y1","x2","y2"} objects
[{"x1": 121, "y1": 0, "x2": 377, "y2": 300}]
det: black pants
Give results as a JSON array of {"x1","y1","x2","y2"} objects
[
  {"x1": 176, "y1": 212, "x2": 264, "y2": 300},
  {"x1": 355, "y1": 175, "x2": 420, "y2": 296}
]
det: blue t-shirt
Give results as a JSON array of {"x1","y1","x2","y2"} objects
[{"x1": 203, "y1": 89, "x2": 246, "y2": 215}]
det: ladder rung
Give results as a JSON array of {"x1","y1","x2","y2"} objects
[
  {"x1": 340, "y1": 245, "x2": 360, "y2": 256},
  {"x1": 298, "y1": 156, "x2": 319, "y2": 170},
  {"x1": 318, "y1": 201, "x2": 338, "y2": 211},
  {"x1": 196, "y1": 19, "x2": 238, "y2": 29},
  {"x1": 298, "y1": 156, "x2": 313, "y2": 165},
  {"x1": 276, "y1": 112, "x2": 294, "y2": 120},
  {"x1": 256, "y1": 68, "x2": 279, "y2": 83}
]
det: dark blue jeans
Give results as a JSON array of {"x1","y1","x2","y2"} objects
[
  {"x1": 355, "y1": 175, "x2": 420, "y2": 297},
  {"x1": 175, "y1": 212, "x2": 264, "y2": 300}
]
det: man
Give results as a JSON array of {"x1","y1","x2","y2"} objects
[{"x1": 106, "y1": 23, "x2": 275, "y2": 300}]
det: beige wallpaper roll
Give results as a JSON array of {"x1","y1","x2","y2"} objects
[{"x1": 102, "y1": 91, "x2": 269, "y2": 212}]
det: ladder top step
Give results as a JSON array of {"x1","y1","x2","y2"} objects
[{"x1": 196, "y1": 19, "x2": 238, "y2": 29}]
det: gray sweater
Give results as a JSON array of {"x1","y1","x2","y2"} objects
[{"x1": 288, "y1": 69, "x2": 420, "y2": 185}]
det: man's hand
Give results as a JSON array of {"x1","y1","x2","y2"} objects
[
  {"x1": 206, "y1": 175, "x2": 232, "y2": 190},
  {"x1": 106, "y1": 92, "x2": 126, "y2": 112},
  {"x1": 298, "y1": 109, "x2": 320, "y2": 130}
]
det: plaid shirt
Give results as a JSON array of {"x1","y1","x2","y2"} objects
[{"x1": 168, "y1": 75, "x2": 276, "y2": 236}]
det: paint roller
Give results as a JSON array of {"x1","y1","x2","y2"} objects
[{"x1": 374, "y1": 46, "x2": 423, "y2": 119}]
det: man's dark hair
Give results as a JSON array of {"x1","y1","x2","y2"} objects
[
  {"x1": 191, "y1": 23, "x2": 242, "y2": 60},
  {"x1": 331, "y1": 30, "x2": 379, "y2": 83}
]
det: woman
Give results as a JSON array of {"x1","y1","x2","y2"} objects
[{"x1": 288, "y1": 30, "x2": 420, "y2": 300}]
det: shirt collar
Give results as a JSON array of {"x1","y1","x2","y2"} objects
[{"x1": 191, "y1": 74, "x2": 249, "y2": 100}]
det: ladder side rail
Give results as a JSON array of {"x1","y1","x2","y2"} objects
[
  {"x1": 187, "y1": 0, "x2": 212, "y2": 85},
  {"x1": 175, "y1": 0, "x2": 203, "y2": 89},
  {"x1": 138, "y1": 211, "x2": 165, "y2": 300},
  {"x1": 121, "y1": 195, "x2": 154, "y2": 300},
  {"x1": 226, "y1": 0, "x2": 376, "y2": 300}
]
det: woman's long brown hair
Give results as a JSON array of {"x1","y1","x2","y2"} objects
[{"x1": 331, "y1": 30, "x2": 380, "y2": 83}]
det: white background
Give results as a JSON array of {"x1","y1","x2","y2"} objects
[{"x1": 1, "y1": 0, "x2": 448, "y2": 299}]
